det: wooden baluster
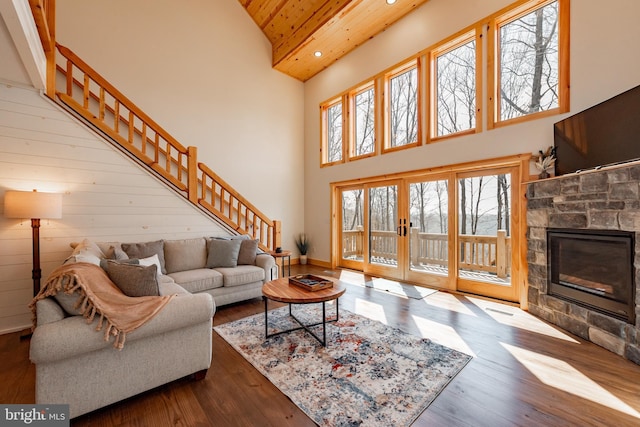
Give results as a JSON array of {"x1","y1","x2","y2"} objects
[
  {"x1": 99, "y1": 87, "x2": 105, "y2": 121},
  {"x1": 154, "y1": 134, "x2": 160, "y2": 164},
  {"x1": 114, "y1": 100, "x2": 120, "y2": 132},
  {"x1": 83, "y1": 74, "x2": 89, "y2": 109},
  {"x1": 141, "y1": 122, "x2": 147, "y2": 155},
  {"x1": 128, "y1": 111, "x2": 134, "y2": 144},
  {"x1": 65, "y1": 59, "x2": 72, "y2": 96},
  {"x1": 165, "y1": 142, "x2": 170, "y2": 172}
]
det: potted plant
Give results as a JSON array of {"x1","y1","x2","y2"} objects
[
  {"x1": 295, "y1": 233, "x2": 310, "y2": 265},
  {"x1": 534, "y1": 146, "x2": 556, "y2": 179}
]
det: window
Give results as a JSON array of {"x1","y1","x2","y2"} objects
[
  {"x1": 321, "y1": 98, "x2": 344, "y2": 165},
  {"x1": 386, "y1": 62, "x2": 419, "y2": 150},
  {"x1": 432, "y1": 31, "x2": 478, "y2": 138},
  {"x1": 493, "y1": 0, "x2": 568, "y2": 125},
  {"x1": 319, "y1": 0, "x2": 569, "y2": 164},
  {"x1": 350, "y1": 83, "x2": 376, "y2": 159}
]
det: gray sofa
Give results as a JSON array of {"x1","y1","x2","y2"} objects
[
  {"x1": 68, "y1": 236, "x2": 277, "y2": 307},
  {"x1": 29, "y1": 236, "x2": 277, "y2": 418}
]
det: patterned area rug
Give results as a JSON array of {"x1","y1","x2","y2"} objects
[{"x1": 214, "y1": 304, "x2": 472, "y2": 426}]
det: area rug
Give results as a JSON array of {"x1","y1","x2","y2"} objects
[{"x1": 214, "y1": 304, "x2": 472, "y2": 426}]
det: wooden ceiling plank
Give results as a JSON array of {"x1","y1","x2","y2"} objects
[
  {"x1": 265, "y1": 0, "x2": 332, "y2": 41},
  {"x1": 238, "y1": 0, "x2": 431, "y2": 81},
  {"x1": 243, "y1": 0, "x2": 286, "y2": 30},
  {"x1": 275, "y1": 0, "x2": 430, "y2": 81},
  {"x1": 272, "y1": 0, "x2": 355, "y2": 66}
]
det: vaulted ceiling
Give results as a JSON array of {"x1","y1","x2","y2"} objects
[{"x1": 238, "y1": 0, "x2": 430, "y2": 81}]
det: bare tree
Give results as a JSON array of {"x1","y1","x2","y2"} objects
[
  {"x1": 496, "y1": 174, "x2": 510, "y2": 234},
  {"x1": 355, "y1": 88, "x2": 375, "y2": 156},
  {"x1": 389, "y1": 68, "x2": 418, "y2": 147},
  {"x1": 500, "y1": 1, "x2": 558, "y2": 120},
  {"x1": 327, "y1": 103, "x2": 342, "y2": 162},
  {"x1": 436, "y1": 39, "x2": 476, "y2": 136}
]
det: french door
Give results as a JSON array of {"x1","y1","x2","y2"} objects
[
  {"x1": 365, "y1": 181, "x2": 404, "y2": 280},
  {"x1": 335, "y1": 162, "x2": 522, "y2": 302},
  {"x1": 455, "y1": 167, "x2": 520, "y2": 301}
]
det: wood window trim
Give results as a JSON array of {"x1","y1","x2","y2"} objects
[
  {"x1": 429, "y1": 27, "x2": 483, "y2": 142},
  {"x1": 383, "y1": 58, "x2": 422, "y2": 154},
  {"x1": 488, "y1": 0, "x2": 570, "y2": 130},
  {"x1": 319, "y1": 0, "x2": 570, "y2": 165},
  {"x1": 320, "y1": 96, "x2": 346, "y2": 167},
  {"x1": 348, "y1": 81, "x2": 378, "y2": 161}
]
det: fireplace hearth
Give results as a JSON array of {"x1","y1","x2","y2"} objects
[
  {"x1": 526, "y1": 163, "x2": 640, "y2": 365},
  {"x1": 547, "y1": 228, "x2": 635, "y2": 323}
]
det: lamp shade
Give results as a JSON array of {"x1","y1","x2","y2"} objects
[{"x1": 4, "y1": 190, "x2": 62, "y2": 219}]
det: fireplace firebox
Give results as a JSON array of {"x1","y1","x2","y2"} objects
[{"x1": 547, "y1": 228, "x2": 635, "y2": 323}]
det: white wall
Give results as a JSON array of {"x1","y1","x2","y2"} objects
[
  {"x1": 303, "y1": 0, "x2": 640, "y2": 262},
  {"x1": 0, "y1": 84, "x2": 229, "y2": 333},
  {"x1": 55, "y1": 0, "x2": 305, "y2": 253}
]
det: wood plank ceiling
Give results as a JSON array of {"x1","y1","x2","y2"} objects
[{"x1": 238, "y1": 0, "x2": 430, "y2": 81}]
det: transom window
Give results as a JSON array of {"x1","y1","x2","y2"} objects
[
  {"x1": 318, "y1": 0, "x2": 569, "y2": 166},
  {"x1": 386, "y1": 62, "x2": 419, "y2": 150},
  {"x1": 321, "y1": 98, "x2": 344, "y2": 165},
  {"x1": 351, "y1": 83, "x2": 376, "y2": 158},
  {"x1": 495, "y1": 0, "x2": 565, "y2": 124},
  {"x1": 432, "y1": 31, "x2": 478, "y2": 138}
]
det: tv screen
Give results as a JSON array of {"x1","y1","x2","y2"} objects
[{"x1": 554, "y1": 84, "x2": 640, "y2": 176}]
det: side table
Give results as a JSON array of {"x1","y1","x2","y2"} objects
[{"x1": 269, "y1": 250, "x2": 291, "y2": 278}]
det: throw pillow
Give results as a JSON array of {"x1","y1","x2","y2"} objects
[
  {"x1": 105, "y1": 261, "x2": 160, "y2": 297},
  {"x1": 163, "y1": 238, "x2": 207, "y2": 273},
  {"x1": 237, "y1": 239, "x2": 259, "y2": 265},
  {"x1": 63, "y1": 238, "x2": 105, "y2": 266},
  {"x1": 104, "y1": 245, "x2": 129, "y2": 261},
  {"x1": 206, "y1": 238, "x2": 242, "y2": 268},
  {"x1": 53, "y1": 292, "x2": 83, "y2": 316},
  {"x1": 139, "y1": 254, "x2": 163, "y2": 278},
  {"x1": 122, "y1": 240, "x2": 166, "y2": 274},
  {"x1": 100, "y1": 257, "x2": 139, "y2": 272}
]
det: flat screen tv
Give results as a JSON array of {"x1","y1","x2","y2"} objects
[{"x1": 554, "y1": 84, "x2": 640, "y2": 176}]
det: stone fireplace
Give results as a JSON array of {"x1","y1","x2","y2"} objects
[{"x1": 527, "y1": 163, "x2": 640, "y2": 365}]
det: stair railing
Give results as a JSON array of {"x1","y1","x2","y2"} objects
[
  {"x1": 28, "y1": 1, "x2": 281, "y2": 250},
  {"x1": 52, "y1": 44, "x2": 280, "y2": 250}
]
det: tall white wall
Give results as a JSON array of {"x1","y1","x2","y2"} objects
[
  {"x1": 55, "y1": 0, "x2": 305, "y2": 253},
  {"x1": 303, "y1": 0, "x2": 640, "y2": 262},
  {"x1": 0, "y1": 84, "x2": 227, "y2": 333}
]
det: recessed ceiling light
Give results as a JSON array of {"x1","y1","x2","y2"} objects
[
  {"x1": 386, "y1": 0, "x2": 397, "y2": 4},
  {"x1": 314, "y1": 51, "x2": 322, "y2": 57}
]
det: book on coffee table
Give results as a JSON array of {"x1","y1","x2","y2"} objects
[{"x1": 289, "y1": 274, "x2": 333, "y2": 291}]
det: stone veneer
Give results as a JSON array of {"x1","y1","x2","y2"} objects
[{"x1": 526, "y1": 163, "x2": 640, "y2": 365}]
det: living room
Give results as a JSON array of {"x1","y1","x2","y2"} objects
[{"x1": 1, "y1": 0, "x2": 640, "y2": 425}]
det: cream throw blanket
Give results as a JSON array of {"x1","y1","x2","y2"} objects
[{"x1": 29, "y1": 262, "x2": 175, "y2": 349}]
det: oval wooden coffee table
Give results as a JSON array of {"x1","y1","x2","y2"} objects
[{"x1": 262, "y1": 276, "x2": 346, "y2": 346}]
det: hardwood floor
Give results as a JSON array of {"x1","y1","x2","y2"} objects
[{"x1": 2, "y1": 265, "x2": 640, "y2": 426}]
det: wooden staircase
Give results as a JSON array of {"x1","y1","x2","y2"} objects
[{"x1": 28, "y1": 0, "x2": 281, "y2": 251}]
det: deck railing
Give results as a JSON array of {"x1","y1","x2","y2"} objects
[
  {"x1": 27, "y1": 1, "x2": 281, "y2": 250},
  {"x1": 342, "y1": 228, "x2": 511, "y2": 278}
]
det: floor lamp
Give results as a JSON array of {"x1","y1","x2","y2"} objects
[{"x1": 4, "y1": 190, "x2": 62, "y2": 297}]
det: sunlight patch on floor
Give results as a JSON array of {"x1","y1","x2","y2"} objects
[
  {"x1": 336, "y1": 269, "x2": 367, "y2": 285},
  {"x1": 411, "y1": 315, "x2": 476, "y2": 356},
  {"x1": 354, "y1": 297, "x2": 388, "y2": 325},
  {"x1": 501, "y1": 343, "x2": 640, "y2": 418},
  {"x1": 422, "y1": 292, "x2": 476, "y2": 316},
  {"x1": 467, "y1": 297, "x2": 579, "y2": 343}
]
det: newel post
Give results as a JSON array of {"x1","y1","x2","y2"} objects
[
  {"x1": 187, "y1": 146, "x2": 198, "y2": 203},
  {"x1": 272, "y1": 220, "x2": 281, "y2": 251}
]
